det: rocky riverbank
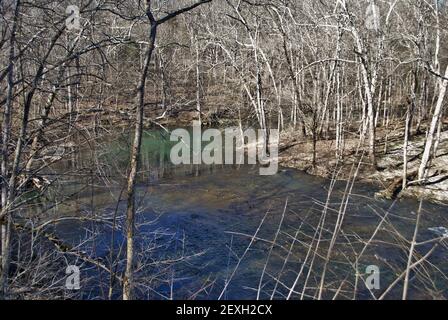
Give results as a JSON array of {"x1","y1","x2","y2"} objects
[{"x1": 279, "y1": 128, "x2": 448, "y2": 204}]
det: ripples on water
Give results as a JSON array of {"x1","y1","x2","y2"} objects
[{"x1": 51, "y1": 131, "x2": 448, "y2": 300}]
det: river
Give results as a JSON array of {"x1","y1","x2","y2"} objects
[{"x1": 46, "y1": 130, "x2": 448, "y2": 300}]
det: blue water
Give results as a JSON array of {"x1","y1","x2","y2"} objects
[{"x1": 52, "y1": 132, "x2": 448, "y2": 300}]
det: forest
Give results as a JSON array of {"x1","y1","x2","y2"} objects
[{"x1": 0, "y1": 0, "x2": 448, "y2": 300}]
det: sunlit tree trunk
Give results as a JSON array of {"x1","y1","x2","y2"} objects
[
  {"x1": 123, "y1": 0, "x2": 212, "y2": 300},
  {"x1": 123, "y1": 7, "x2": 157, "y2": 301},
  {"x1": 418, "y1": 64, "x2": 448, "y2": 181}
]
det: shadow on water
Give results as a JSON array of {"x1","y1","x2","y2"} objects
[{"x1": 51, "y1": 130, "x2": 448, "y2": 300}]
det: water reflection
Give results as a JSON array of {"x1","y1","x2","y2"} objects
[{"x1": 50, "y1": 131, "x2": 448, "y2": 300}]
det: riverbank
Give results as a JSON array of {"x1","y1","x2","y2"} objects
[
  {"x1": 140, "y1": 110, "x2": 448, "y2": 204},
  {"x1": 40, "y1": 105, "x2": 448, "y2": 204},
  {"x1": 278, "y1": 127, "x2": 448, "y2": 204}
]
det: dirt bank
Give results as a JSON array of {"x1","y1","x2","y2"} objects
[{"x1": 279, "y1": 128, "x2": 448, "y2": 205}]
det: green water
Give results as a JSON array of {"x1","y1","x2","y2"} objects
[{"x1": 51, "y1": 130, "x2": 448, "y2": 300}]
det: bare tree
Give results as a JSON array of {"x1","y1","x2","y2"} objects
[{"x1": 122, "y1": 0, "x2": 213, "y2": 300}]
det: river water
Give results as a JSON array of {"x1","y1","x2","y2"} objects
[{"x1": 48, "y1": 131, "x2": 448, "y2": 300}]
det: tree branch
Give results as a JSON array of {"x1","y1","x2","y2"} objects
[{"x1": 156, "y1": 0, "x2": 212, "y2": 26}]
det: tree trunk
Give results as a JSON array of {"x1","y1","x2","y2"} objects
[
  {"x1": 122, "y1": 0, "x2": 212, "y2": 300},
  {"x1": 123, "y1": 20, "x2": 157, "y2": 301},
  {"x1": 0, "y1": 0, "x2": 20, "y2": 299},
  {"x1": 418, "y1": 64, "x2": 448, "y2": 181}
]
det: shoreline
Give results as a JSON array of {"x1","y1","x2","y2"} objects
[
  {"x1": 141, "y1": 113, "x2": 448, "y2": 205},
  {"x1": 278, "y1": 128, "x2": 448, "y2": 205},
  {"x1": 56, "y1": 109, "x2": 448, "y2": 205}
]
